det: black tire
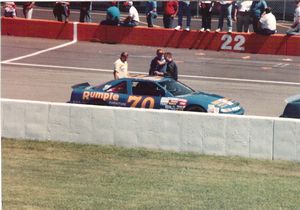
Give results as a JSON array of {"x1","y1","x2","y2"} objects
[{"x1": 185, "y1": 105, "x2": 206, "y2": 112}]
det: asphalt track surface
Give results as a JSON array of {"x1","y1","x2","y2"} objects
[{"x1": 1, "y1": 35, "x2": 300, "y2": 117}]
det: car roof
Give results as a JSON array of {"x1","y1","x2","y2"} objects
[
  {"x1": 285, "y1": 94, "x2": 300, "y2": 103},
  {"x1": 121, "y1": 74, "x2": 171, "y2": 82}
]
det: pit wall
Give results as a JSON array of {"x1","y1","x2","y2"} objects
[
  {"x1": 2, "y1": 18, "x2": 300, "y2": 56},
  {"x1": 2, "y1": 99, "x2": 300, "y2": 162}
]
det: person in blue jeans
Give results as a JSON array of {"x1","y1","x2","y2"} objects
[
  {"x1": 216, "y1": 0, "x2": 233, "y2": 33},
  {"x1": 175, "y1": 1, "x2": 191, "y2": 31},
  {"x1": 145, "y1": 1, "x2": 157, "y2": 27},
  {"x1": 120, "y1": 1, "x2": 140, "y2": 27},
  {"x1": 250, "y1": 0, "x2": 267, "y2": 33}
]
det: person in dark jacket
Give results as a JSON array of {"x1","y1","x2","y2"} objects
[
  {"x1": 164, "y1": 52, "x2": 178, "y2": 81},
  {"x1": 149, "y1": 49, "x2": 167, "y2": 76},
  {"x1": 153, "y1": 52, "x2": 178, "y2": 81}
]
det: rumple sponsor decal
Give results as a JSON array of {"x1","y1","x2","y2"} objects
[{"x1": 83, "y1": 91, "x2": 119, "y2": 101}]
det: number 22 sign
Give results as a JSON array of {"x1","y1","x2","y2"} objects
[{"x1": 220, "y1": 34, "x2": 246, "y2": 51}]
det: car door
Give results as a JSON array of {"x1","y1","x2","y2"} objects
[
  {"x1": 103, "y1": 81, "x2": 130, "y2": 107},
  {"x1": 128, "y1": 81, "x2": 165, "y2": 109}
]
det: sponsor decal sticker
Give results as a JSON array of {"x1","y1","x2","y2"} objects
[
  {"x1": 212, "y1": 98, "x2": 234, "y2": 107},
  {"x1": 83, "y1": 91, "x2": 119, "y2": 101},
  {"x1": 161, "y1": 98, "x2": 187, "y2": 110}
]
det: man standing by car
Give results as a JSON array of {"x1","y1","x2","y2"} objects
[
  {"x1": 114, "y1": 52, "x2": 129, "y2": 80},
  {"x1": 154, "y1": 52, "x2": 178, "y2": 81},
  {"x1": 149, "y1": 49, "x2": 167, "y2": 76},
  {"x1": 164, "y1": 52, "x2": 178, "y2": 81}
]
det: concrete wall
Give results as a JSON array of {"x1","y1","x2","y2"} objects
[{"x1": 2, "y1": 99, "x2": 300, "y2": 162}]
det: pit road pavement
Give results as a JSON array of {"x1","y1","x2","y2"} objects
[{"x1": 1, "y1": 36, "x2": 300, "y2": 117}]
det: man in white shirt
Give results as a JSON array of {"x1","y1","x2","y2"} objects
[
  {"x1": 234, "y1": 0, "x2": 253, "y2": 32},
  {"x1": 120, "y1": 1, "x2": 140, "y2": 27},
  {"x1": 286, "y1": 0, "x2": 300, "y2": 35},
  {"x1": 114, "y1": 52, "x2": 129, "y2": 80},
  {"x1": 257, "y1": 7, "x2": 276, "y2": 35}
]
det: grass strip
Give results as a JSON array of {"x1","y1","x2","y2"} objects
[{"x1": 3, "y1": 138, "x2": 300, "y2": 209}]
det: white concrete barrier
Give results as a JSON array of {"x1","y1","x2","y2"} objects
[{"x1": 2, "y1": 99, "x2": 300, "y2": 162}]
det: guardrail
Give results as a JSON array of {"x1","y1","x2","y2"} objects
[
  {"x1": 2, "y1": 17, "x2": 300, "y2": 56},
  {"x1": 2, "y1": 99, "x2": 300, "y2": 162}
]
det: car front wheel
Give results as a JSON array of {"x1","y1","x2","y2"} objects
[{"x1": 185, "y1": 105, "x2": 206, "y2": 112}]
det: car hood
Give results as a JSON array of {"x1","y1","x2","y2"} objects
[{"x1": 178, "y1": 91, "x2": 243, "y2": 114}]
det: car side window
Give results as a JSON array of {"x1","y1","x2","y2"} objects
[
  {"x1": 132, "y1": 81, "x2": 165, "y2": 96},
  {"x1": 106, "y1": 81, "x2": 127, "y2": 94}
]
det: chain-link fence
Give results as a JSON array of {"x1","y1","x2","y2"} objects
[
  {"x1": 34, "y1": 1, "x2": 295, "y2": 21},
  {"x1": 192, "y1": 0, "x2": 295, "y2": 21},
  {"x1": 267, "y1": 0, "x2": 295, "y2": 21},
  {"x1": 156, "y1": 1, "x2": 295, "y2": 21}
]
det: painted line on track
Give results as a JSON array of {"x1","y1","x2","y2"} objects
[
  {"x1": 1, "y1": 22, "x2": 79, "y2": 64},
  {"x1": 3, "y1": 62, "x2": 300, "y2": 87}
]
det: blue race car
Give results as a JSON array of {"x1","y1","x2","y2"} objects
[
  {"x1": 69, "y1": 75, "x2": 244, "y2": 115},
  {"x1": 281, "y1": 94, "x2": 300, "y2": 119}
]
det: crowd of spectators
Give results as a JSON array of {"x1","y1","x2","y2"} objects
[{"x1": 2, "y1": 0, "x2": 300, "y2": 36}]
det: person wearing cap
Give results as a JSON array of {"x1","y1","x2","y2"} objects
[
  {"x1": 114, "y1": 52, "x2": 129, "y2": 80},
  {"x1": 257, "y1": 7, "x2": 276, "y2": 35},
  {"x1": 101, "y1": 2, "x2": 120, "y2": 25},
  {"x1": 120, "y1": 1, "x2": 140, "y2": 27}
]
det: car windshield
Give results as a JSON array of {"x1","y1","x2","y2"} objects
[{"x1": 158, "y1": 80, "x2": 194, "y2": 96}]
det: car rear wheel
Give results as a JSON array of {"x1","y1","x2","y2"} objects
[{"x1": 185, "y1": 105, "x2": 206, "y2": 112}]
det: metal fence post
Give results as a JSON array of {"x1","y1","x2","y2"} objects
[
  {"x1": 283, "y1": 0, "x2": 286, "y2": 21},
  {"x1": 196, "y1": 0, "x2": 200, "y2": 18}
]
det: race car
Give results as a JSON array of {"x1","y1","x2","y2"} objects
[
  {"x1": 69, "y1": 75, "x2": 245, "y2": 115},
  {"x1": 280, "y1": 94, "x2": 300, "y2": 119}
]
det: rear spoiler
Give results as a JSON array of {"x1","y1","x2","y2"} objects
[{"x1": 71, "y1": 82, "x2": 90, "y2": 89}]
